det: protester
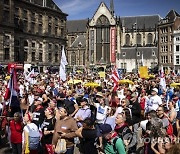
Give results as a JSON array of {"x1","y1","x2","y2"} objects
[
  {"x1": 75, "y1": 118, "x2": 98, "y2": 154},
  {"x1": 52, "y1": 107, "x2": 78, "y2": 154},
  {"x1": 0, "y1": 64, "x2": 180, "y2": 154},
  {"x1": 22, "y1": 112, "x2": 40, "y2": 154},
  {"x1": 103, "y1": 130, "x2": 126, "y2": 154},
  {"x1": 74, "y1": 98, "x2": 91, "y2": 127},
  {"x1": 41, "y1": 107, "x2": 56, "y2": 154},
  {"x1": 9, "y1": 112, "x2": 23, "y2": 154}
]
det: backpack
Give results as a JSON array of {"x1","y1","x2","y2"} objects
[
  {"x1": 112, "y1": 137, "x2": 119, "y2": 154},
  {"x1": 26, "y1": 125, "x2": 40, "y2": 150}
]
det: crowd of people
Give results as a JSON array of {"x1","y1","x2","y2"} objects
[{"x1": 0, "y1": 69, "x2": 180, "y2": 154}]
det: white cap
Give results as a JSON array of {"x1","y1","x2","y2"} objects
[{"x1": 152, "y1": 88, "x2": 158, "y2": 93}]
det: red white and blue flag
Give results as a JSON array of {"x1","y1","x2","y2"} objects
[
  {"x1": 4, "y1": 69, "x2": 19, "y2": 106},
  {"x1": 111, "y1": 67, "x2": 119, "y2": 91}
]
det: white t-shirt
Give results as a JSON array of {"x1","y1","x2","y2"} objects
[
  {"x1": 28, "y1": 95, "x2": 34, "y2": 106},
  {"x1": 95, "y1": 103, "x2": 109, "y2": 124},
  {"x1": 147, "y1": 95, "x2": 162, "y2": 111},
  {"x1": 19, "y1": 84, "x2": 24, "y2": 97},
  {"x1": 22, "y1": 123, "x2": 39, "y2": 144},
  {"x1": 114, "y1": 106, "x2": 123, "y2": 117},
  {"x1": 0, "y1": 103, "x2": 3, "y2": 111}
]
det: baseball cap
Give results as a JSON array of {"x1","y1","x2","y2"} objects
[
  {"x1": 98, "y1": 124, "x2": 112, "y2": 136},
  {"x1": 152, "y1": 88, "x2": 158, "y2": 93},
  {"x1": 79, "y1": 98, "x2": 88, "y2": 103},
  {"x1": 96, "y1": 92, "x2": 104, "y2": 98}
]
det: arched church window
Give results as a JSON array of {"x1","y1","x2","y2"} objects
[
  {"x1": 96, "y1": 15, "x2": 110, "y2": 26},
  {"x1": 137, "y1": 33, "x2": 141, "y2": 45},
  {"x1": 24, "y1": 40, "x2": 28, "y2": 46},
  {"x1": 125, "y1": 34, "x2": 130, "y2": 46},
  {"x1": 147, "y1": 33, "x2": 153, "y2": 44}
]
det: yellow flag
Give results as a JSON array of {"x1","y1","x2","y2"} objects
[
  {"x1": 139, "y1": 66, "x2": 148, "y2": 78},
  {"x1": 98, "y1": 71, "x2": 105, "y2": 78},
  {"x1": 25, "y1": 132, "x2": 30, "y2": 154}
]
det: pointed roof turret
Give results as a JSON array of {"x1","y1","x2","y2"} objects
[{"x1": 110, "y1": 0, "x2": 114, "y2": 16}]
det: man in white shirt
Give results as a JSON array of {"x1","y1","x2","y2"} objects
[
  {"x1": 145, "y1": 88, "x2": 162, "y2": 113},
  {"x1": 94, "y1": 92, "x2": 109, "y2": 124}
]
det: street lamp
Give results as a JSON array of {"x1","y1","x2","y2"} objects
[
  {"x1": 78, "y1": 42, "x2": 82, "y2": 66},
  {"x1": 133, "y1": 21, "x2": 138, "y2": 73}
]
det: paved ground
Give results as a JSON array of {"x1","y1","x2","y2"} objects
[
  {"x1": 0, "y1": 136, "x2": 80, "y2": 154},
  {"x1": 0, "y1": 137, "x2": 12, "y2": 154}
]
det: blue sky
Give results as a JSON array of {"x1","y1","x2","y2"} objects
[{"x1": 54, "y1": 0, "x2": 180, "y2": 20}]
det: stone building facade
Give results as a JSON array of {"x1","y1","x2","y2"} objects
[
  {"x1": 0, "y1": 0, "x2": 67, "y2": 72},
  {"x1": 158, "y1": 10, "x2": 180, "y2": 71},
  {"x1": 66, "y1": 2, "x2": 160, "y2": 72},
  {"x1": 173, "y1": 30, "x2": 180, "y2": 73}
]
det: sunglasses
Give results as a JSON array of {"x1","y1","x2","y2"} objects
[{"x1": 156, "y1": 110, "x2": 162, "y2": 112}]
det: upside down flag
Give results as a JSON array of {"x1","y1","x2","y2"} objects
[{"x1": 4, "y1": 69, "x2": 19, "y2": 107}]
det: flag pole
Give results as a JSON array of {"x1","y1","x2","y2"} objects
[{"x1": 8, "y1": 68, "x2": 14, "y2": 107}]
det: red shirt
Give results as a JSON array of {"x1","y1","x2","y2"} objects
[
  {"x1": 10, "y1": 120, "x2": 23, "y2": 143},
  {"x1": 139, "y1": 97, "x2": 146, "y2": 110}
]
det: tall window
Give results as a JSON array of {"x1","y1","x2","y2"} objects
[
  {"x1": 48, "y1": 53, "x2": 52, "y2": 62},
  {"x1": 96, "y1": 15, "x2": 110, "y2": 63},
  {"x1": 147, "y1": 33, "x2": 153, "y2": 44},
  {"x1": 32, "y1": 42, "x2": 35, "y2": 48},
  {"x1": 23, "y1": 10, "x2": 28, "y2": 19},
  {"x1": 24, "y1": 51, "x2": 28, "y2": 61},
  {"x1": 3, "y1": 10, "x2": 10, "y2": 23},
  {"x1": 24, "y1": 20, "x2": 28, "y2": 32},
  {"x1": 4, "y1": 0, "x2": 9, "y2": 5},
  {"x1": 39, "y1": 24, "x2": 42, "y2": 34},
  {"x1": 137, "y1": 33, "x2": 141, "y2": 45},
  {"x1": 48, "y1": 44, "x2": 52, "y2": 50},
  {"x1": 4, "y1": 48, "x2": 10, "y2": 60},
  {"x1": 32, "y1": 52, "x2": 35, "y2": 61},
  {"x1": 39, "y1": 43, "x2": 42, "y2": 49},
  {"x1": 31, "y1": 22, "x2": 35, "y2": 33},
  {"x1": 39, "y1": 53, "x2": 42, "y2": 62},
  {"x1": 14, "y1": 47, "x2": 20, "y2": 61},
  {"x1": 55, "y1": 26, "x2": 58, "y2": 36},
  {"x1": 176, "y1": 55, "x2": 179, "y2": 64},
  {"x1": 55, "y1": 53, "x2": 58, "y2": 62},
  {"x1": 125, "y1": 34, "x2": 130, "y2": 46},
  {"x1": 24, "y1": 40, "x2": 28, "y2": 47},
  {"x1": 48, "y1": 24, "x2": 51, "y2": 34},
  {"x1": 176, "y1": 45, "x2": 179, "y2": 52}
]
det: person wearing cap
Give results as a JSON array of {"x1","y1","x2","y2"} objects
[
  {"x1": 145, "y1": 88, "x2": 162, "y2": 113},
  {"x1": 32, "y1": 98, "x2": 45, "y2": 127},
  {"x1": 74, "y1": 98, "x2": 91, "y2": 127},
  {"x1": 102, "y1": 125, "x2": 126, "y2": 154},
  {"x1": 75, "y1": 118, "x2": 98, "y2": 154},
  {"x1": 63, "y1": 90, "x2": 79, "y2": 117},
  {"x1": 94, "y1": 92, "x2": 110, "y2": 124}
]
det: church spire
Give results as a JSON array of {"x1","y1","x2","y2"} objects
[{"x1": 110, "y1": 0, "x2": 114, "y2": 16}]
